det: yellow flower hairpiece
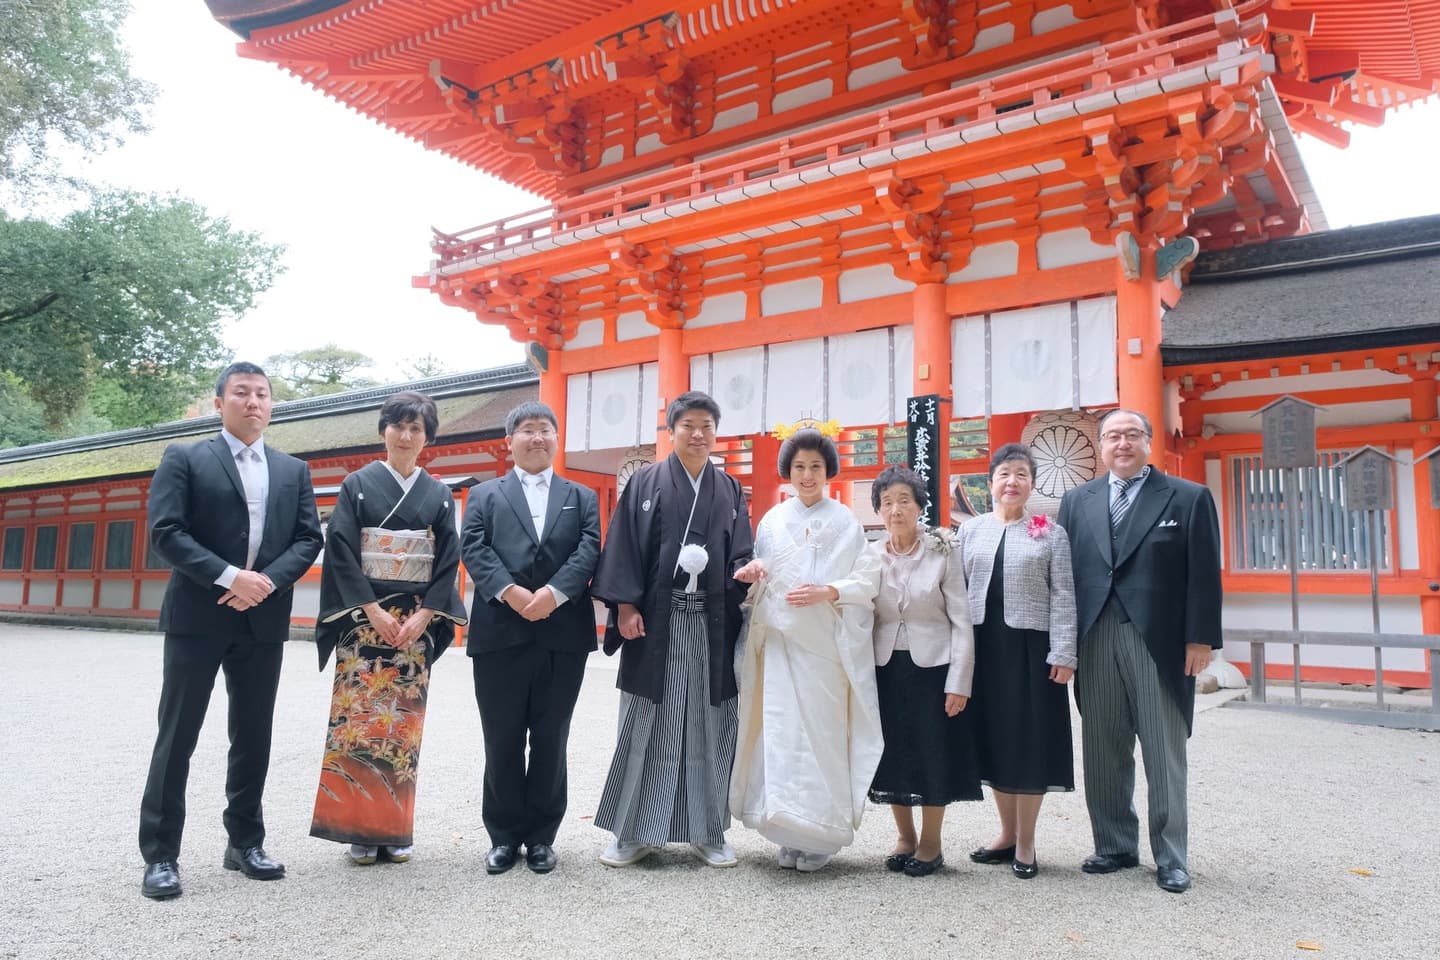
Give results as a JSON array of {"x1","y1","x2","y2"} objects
[{"x1": 772, "y1": 418, "x2": 842, "y2": 441}]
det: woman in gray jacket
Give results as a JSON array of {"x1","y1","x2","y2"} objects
[
  {"x1": 867, "y1": 466, "x2": 981, "y2": 878},
  {"x1": 957, "y1": 443, "x2": 1077, "y2": 880}
]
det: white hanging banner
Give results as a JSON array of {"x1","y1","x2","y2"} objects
[
  {"x1": 990, "y1": 301, "x2": 1073, "y2": 415},
  {"x1": 1076, "y1": 295, "x2": 1118, "y2": 408},
  {"x1": 827, "y1": 328, "x2": 893, "y2": 427},
  {"x1": 708, "y1": 346, "x2": 764, "y2": 436},
  {"x1": 950, "y1": 297, "x2": 1117, "y2": 418},
  {"x1": 952, "y1": 314, "x2": 988, "y2": 418},
  {"x1": 765, "y1": 339, "x2": 826, "y2": 428},
  {"x1": 588, "y1": 364, "x2": 644, "y2": 450},
  {"x1": 565, "y1": 373, "x2": 591, "y2": 452}
]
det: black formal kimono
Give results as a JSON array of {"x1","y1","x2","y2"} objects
[
  {"x1": 309, "y1": 461, "x2": 467, "y2": 849},
  {"x1": 593, "y1": 454, "x2": 754, "y2": 846}
]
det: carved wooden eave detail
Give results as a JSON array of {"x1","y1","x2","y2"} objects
[
  {"x1": 898, "y1": 0, "x2": 979, "y2": 69},
  {"x1": 607, "y1": 241, "x2": 701, "y2": 329},
  {"x1": 601, "y1": 18, "x2": 715, "y2": 145},
  {"x1": 870, "y1": 173, "x2": 977, "y2": 283}
]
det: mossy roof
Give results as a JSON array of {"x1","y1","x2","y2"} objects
[{"x1": 0, "y1": 384, "x2": 534, "y2": 493}]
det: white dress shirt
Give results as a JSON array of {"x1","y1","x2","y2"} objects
[
  {"x1": 498, "y1": 466, "x2": 568, "y2": 607},
  {"x1": 214, "y1": 429, "x2": 269, "y2": 589}
]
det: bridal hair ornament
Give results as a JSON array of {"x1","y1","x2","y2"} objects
[
  {"x1": 771, "y1": 418, "x2": 842, "y2": 441},
  {"x1": 677, "y1": 543, "x2": 709, "y2": 593}
]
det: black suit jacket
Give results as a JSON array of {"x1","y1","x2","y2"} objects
[
  {"x1": 1057, "y1": 469, "x2": 1222, "y2": 728},
  {"x1": 148, "y1": 433, "x2": 323, "y2": 641},
  {"x1": 460, "y1": 470, "x2": 600, "y2": 655}
]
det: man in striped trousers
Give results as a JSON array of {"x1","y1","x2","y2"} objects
[{"x1": 1056, "y1": 408, "x2": 1222, "y2": 894}]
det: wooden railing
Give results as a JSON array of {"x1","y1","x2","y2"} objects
[{"x1": 427, "y1": 4, "x2": 1268, "y2": 270}]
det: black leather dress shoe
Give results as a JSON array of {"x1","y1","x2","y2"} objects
[
  {"x1": 884, "y1": 852, "x2": 914, "y2": 872},
  {"x1": 1011, "y1": 858, "x2": 1038, "y2": 880},
  {"x1": 141, "y1": 860, "x2": 181, "y2": 900},
  {"x1": 1156, "y1": 866, "x2": 1192, "y2": 893},
  {"x1": 485, "y1": 844, "x2": 519, "y2": 875},
  {"x1": 1081, "y1": 851, "x2": 1140, "y2": 874},
  {"x1": 222, "y1": 845, "x2": 285, "y2": 880},
  {"x1": 526, "y1": 844, "x2": 557, "y2": 874},
  {"x1": 903, "y1": 853, "x2": 944, "y2": 877},
  {"x1": 969, "y1": 844, "x2": 1016, "y2": 865}
]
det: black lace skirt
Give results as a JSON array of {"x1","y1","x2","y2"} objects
[{"x1": 868, "y1": 650, "x2": 982, "y2": 806}]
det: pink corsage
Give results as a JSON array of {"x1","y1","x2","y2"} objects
[{"x1": 1026, "y1": 514, "x2": 1052, "y2": 539}]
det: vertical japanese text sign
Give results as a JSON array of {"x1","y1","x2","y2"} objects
[
  {"x1": 1341, "y1": 447, "x2": 1394, "y2": 512},
  {"x1": 906, "y1": 394, "x2": 943, "y2": 527},
  {"x1": 1259, "y1": 396, "x2": 1317, "y2": 469}
]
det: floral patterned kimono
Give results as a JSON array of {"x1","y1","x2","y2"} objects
[{"x1": 309, "y1": 461, "x2": 467, "y2": 848}]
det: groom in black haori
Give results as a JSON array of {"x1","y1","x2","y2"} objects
[{"x1": 593, "y1": 391, "x2": 754, "y2": 868}]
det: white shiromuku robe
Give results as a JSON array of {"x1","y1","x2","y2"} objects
[{"x1": 729, "y1": 496, "x2": 883, "y2": 855}]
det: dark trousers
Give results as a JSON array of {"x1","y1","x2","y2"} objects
[
  {"x1": 139, "y1": 631, "x2": 284, "y2": 863},
  {"x1": 472, "y1": 645, "x2": 588, "y2": 848}
]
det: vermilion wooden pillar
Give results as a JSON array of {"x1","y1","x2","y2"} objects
[
  {"x1": 1177, "y1": 388, "x2": 1208, "y2": 484},
  {"x1": 1410, "y1": 374, "x2": 1440, "y2": 688},
  {"x1": 912, "y1": 282, "x2": 951, "y2": 509},
  {"x1": 1115, "y1": 246, "x2": 1166, "y2": 465},
  {"x1": 750, "y1": 433, "x2": 781, "y2": 518},
  {"x1": 656, "y1": 326, "x2": 687, "y2": 459},
  {"x1": 539, "y1": 364, "x2": 567, "y2": 473}
]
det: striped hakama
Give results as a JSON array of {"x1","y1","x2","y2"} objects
[{"x1": 595, "y1": 590, "x2": 738, "y2": 846}]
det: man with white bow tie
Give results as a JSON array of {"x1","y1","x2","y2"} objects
[{"x1": 461, "y1": 401, "x2": 600, "y2": 876}]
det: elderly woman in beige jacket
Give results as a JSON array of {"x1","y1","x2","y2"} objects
[
  {"x1": 957, "y1": 443, "x2": 1077, "y2": 881},
  {"x1": 867, "y1": 465, "x2": 981, "y2": 878}
]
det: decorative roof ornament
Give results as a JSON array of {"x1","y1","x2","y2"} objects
[{"x1": 772, "y1": 418, "x2": 841, "y2": 441}]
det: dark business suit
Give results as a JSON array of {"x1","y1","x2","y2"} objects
[
  {"x1": 461, "y1": 470, "x2": 600, "y2": 848},
  {"x1": 1057, "y1": 469, "x2": 1221, "y2": 872},
  {"x1": 139, "y1": 434, "x2": 323, "y2": 863}
]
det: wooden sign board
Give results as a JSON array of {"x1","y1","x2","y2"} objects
[
  {"x1": 1341, "y1": 447, "x2": 1395, "y2": 512},
  {"x1": 906, "y1": 394, "x2": 943, "y2": 528},
  {"x1": 1258, "y1": 396, "x2": 1317, "y2": 469}
]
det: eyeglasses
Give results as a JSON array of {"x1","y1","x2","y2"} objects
[
  {"x1": 1100, "y1": 429, "x2": 1149, "y2": 444},
  {"x1": 514, "y1": 427, "x2": 557, "y2": 440}
]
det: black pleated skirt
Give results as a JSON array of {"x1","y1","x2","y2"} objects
[{"x1": 868, "y1": 650, "x2": 982, "y2": 807}]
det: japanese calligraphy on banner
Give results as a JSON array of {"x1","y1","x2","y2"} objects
[{"x1": 906, "y1": 394, "x2": 943, "y2": 527}]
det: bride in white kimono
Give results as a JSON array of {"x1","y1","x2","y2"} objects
[{"x1": 731, "y1": 428, "x2": 883, "y2": 872}]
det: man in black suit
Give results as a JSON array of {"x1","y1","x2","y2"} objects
[
  {"x1": 138, "y1": 361, "x2": 323, "y2": 900},
  {"x1": 1056, "y1": 408, "x2": 1222, "y2": 895},
  {"x1": 461, "y1": 401, "x2": 600, "y2": 875}
]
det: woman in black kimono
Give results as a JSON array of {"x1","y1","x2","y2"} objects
[{"x1": 309, "y1": 391, "x2": 467, "y2": 865}]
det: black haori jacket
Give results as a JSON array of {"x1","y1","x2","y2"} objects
[{"x1": 594, "y1": 454, "x2": 754, "y2": 706}]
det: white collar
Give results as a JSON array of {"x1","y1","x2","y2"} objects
[
  {"x1": 220, "y1": 429, "x2": 265, "y2": 462},
  {"x1": 515, "y1": 466, "x2": 555, "y2": 486}
]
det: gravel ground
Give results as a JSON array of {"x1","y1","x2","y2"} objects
[{"x1": 4, "y1": 623, "x2": 1438, "y2": 960}]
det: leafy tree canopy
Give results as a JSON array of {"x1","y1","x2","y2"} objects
[
  {"x1": 0, "y1": 0, "x2": 153, "y2": 188},
  {"x1": 0, "y1": 191, "x2": 285, "y2": 431},
  {"x1": 266, "y1": 344, "x2": 377, "y2": 400}
]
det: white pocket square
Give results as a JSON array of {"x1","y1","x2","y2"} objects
[
  {"x1": 562, "y1": 505, "x2": 576, "y2": 510},
  {"x1": 1157, "y1": 519, "x2": 1179, "y2": 528}
]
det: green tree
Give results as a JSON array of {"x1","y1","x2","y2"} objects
[
  {"x1": 267, "y1": 344, "x2": 377, "y2": 399},
  {"x1": 0, "y1": 0, "x2": 153, "y2": 188},
  {"x1": 399, "y1": 353, "x2": 452, "y2": 381},
  {"x1": 0, "y1": 192, "x2": 285, "y2": 430}
]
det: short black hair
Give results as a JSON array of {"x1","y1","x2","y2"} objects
[
  {"x1": 666, "y1": 391, "x2": 722, "y2": 431},
  {"x1": 1097, "y1": 408, "x2": 1153, "y2": 438},
  {"x1": 989, "y1": 442, "x2": 1035, "y2": 478},
  {"x1": 505, "y1": 400, "x2": 558, "y2": 436},
  {"x1": 379, "y1": 391, "x2": 440, "y2": 442},
  {"x1": 215, "y1": 361, "x2": 270, "y2": 397},
  {"x1": 871, "y1": 465, "x2": 928, "y2": 512},
  {"x1": 778, "y1": 428, "x2": 840, "y2": 479}
]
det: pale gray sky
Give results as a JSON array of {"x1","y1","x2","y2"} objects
[{"x1": 70, "y1": 4, "x2": 1440, "y2": 382}]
